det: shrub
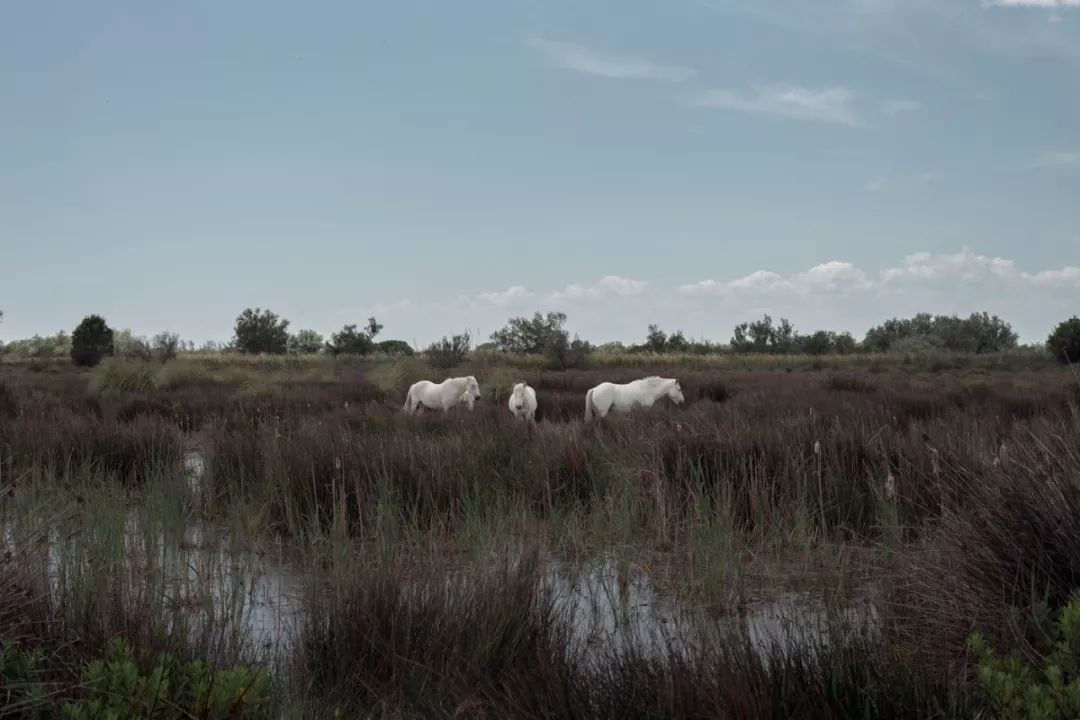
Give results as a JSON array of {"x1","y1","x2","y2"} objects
[
  {"x1": 800, "y1": 330, "x2": 834, "y2": 356},
  {"x1": 544, "y1": 331, "x2": 593, "y2": 370},
  {"x1": 71, "y1": 315, "x2": 115, "y2": 367},
  {"x1": 864, "y1": 312, "x2": 1017, "y2": 354},
  {"x1": 490, "y1": 312, "x2": 567, "y2": 354},
  {"x1": 327, "y1": 326, "x2": 371, "y2": 356},
  {"x1": 151, "y1": 331, "x2": 180, "y2": 362},
  {"x1": 89, "y1": 358, "x2": 159, "y2": 395},
  {"x1": 731, "y1": 315, "x2": 796, "y2": 354},
  {"x1": 969, "y1": 596, "x2": 1080, "y2": 720},
  {"x1": 232, "y1": 308, "x2": 289, "y2": 355},
  {"x1": 833, "y1": 331, "x2": 857, "y2": 354},
  {"x1": 288, "y1": 329, "x2": 324, "y2": 355},
  {"x1": 123, "y1": 337, "x2": 154, "y2": 361},
  {"x1": 376, "y1": 339, "x2": 415, "y2": 356},
  {"x1": 1047, "y1": 317, "x2": 1080, "y2": 364},
  {"x1": 426, "y1": 332, "x2": 471, "y2": 368},
  {"x1": 0, "y1": 638, "x2": 270, "y2": 719}
]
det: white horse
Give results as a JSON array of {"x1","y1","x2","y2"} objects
[
  {"x1": 403, "y1": 376, "x2": 481, "y2": 415},
  {"x1": 507, "y1": 382, "x2": 537, "y2": 424},
  {"x1": 584, "y1": 376, "x2": 684, "y2": 421}
]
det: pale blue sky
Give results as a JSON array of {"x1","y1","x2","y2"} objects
[{"x1": 2, "y1": 0, "x2": 1078, "y2": 345}]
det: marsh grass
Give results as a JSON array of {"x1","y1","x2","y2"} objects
[{"x1": 1, "y1": 356, "x2": 1078, "y2": 717}]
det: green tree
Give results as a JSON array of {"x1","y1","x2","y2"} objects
[
  {"x1": 232, "y1": 308, "x2": 290, "y2": 354},
  {"x1": 544, "y1": 330, "x2": 593, "y2": 370},
  {"x1": 801, "y1": 330, "x2": 834, "y2": 356},
  {"x1": 288, "y1": 329, "x2": 325, "y2": 355},
  {"x1": 426, "y1": 332, "x2": 471, "y2": 368},
  {"x1": 731, "y1": 315, "x2": 797, "y2": 353},
  {"x1": 152, "y1": 332, "x2": 180, "y2": 362},
  {"x1": 833, "y1": 331, "x2": 857, "y2": 355},
  {"x1": 644, "y1": 324, "x2": 668, "y2": 353},
  {"x1": 1047, "y1": 317, "x2": 1080, "y2": 364},
  {"x1": 71, "y1": 315, "x2": 115, "y2": 367},
  {"x1": 490, "y1": 312, "x2": 567, "y2": 354},
  {"x1": 863, "y1": 312, "x2": 1016, "y2": 354},
  {"x1": 666, "y1": 330, "x2": 689, "y2": 353},
  {"x1": 376, "y1": 339, "x2": 415, "y2": 356},
  {"x1": 327, "y1": 318, "x2": 381, "y2": 356}
]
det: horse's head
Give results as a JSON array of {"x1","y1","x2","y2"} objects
[
  {"x1": 464, "y1": 375, "x2": 481, "y2": 401},
  {"x1": 667, "y1": 379, "x2": 685, "y2": 405}
]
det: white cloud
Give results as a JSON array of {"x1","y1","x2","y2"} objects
[
  {"x1": 366, "y1": 252, "x2": 1079, "y2": 346},
  {"x1": 693, "y1": 86, "x2": 862, "y2": 127},
  {"x1": 793, "y1": 261, "x2": 872, "y2": 292},
  {"x1": 879, "y1": 248, "x2": 1019, "y2": 283},
  {"x1": 728, "y1": 270, "x2": 791, "y2": 292},
  {"x1": 1023, "y1": 266, "x2": 1080, "y2": 285},
  {"x1": 552, "y1": 275, "x2": 649, "y2": 301},
  {"x1": 881, "y1": 99, "x2": 921, "y2": 115},
  {"x1": 919, "y1": 171, "x2": 941, "y2": 182},
  {"x1": 597, "y1": 275, "x2": 648, "y2": 295},
  {"x1": 1033, "y1": 150, "x2": 1080, "y2": 167},
  {"x1": 476, "y1": 286, "x2": 535, "y2": 306},
  {"x1": 865, "y1": 177, "x2": 888, "y2": 192},
  {"x1": 528, "y1": 38, "x2": 695, "y2": 82}
]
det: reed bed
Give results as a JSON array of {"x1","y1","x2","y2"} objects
[{"x1": 1, "y1": 356, "x2": 1077, "y2": 718}]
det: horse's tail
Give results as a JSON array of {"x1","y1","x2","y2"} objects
[
  {"x1": 402, "y1": 387, "x2": 412, "y2": 414},
  {"x1": 584, "y1": 388, "x2": 595, "y2": 422}
]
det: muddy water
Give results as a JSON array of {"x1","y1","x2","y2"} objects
[{"x1": 4, "y1": 450, "x2": 877, "y2": 667}]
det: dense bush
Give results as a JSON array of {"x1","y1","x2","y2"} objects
[
  {"x1": 425, "y1": 332, "x2": 471, "y2": 368},
  {"x1": 491, "y1": 312, "x2": 568, "y2": 354},
  {"x1": 864, "y1": 312, "x2": 1017, "y2": 354},
  {"x1": 731, "y1": 315, "x2": 796, "y2": 353},
  {"x1": 326, "y1": 318, "x2": 382, "y2": 356},
  {"x1": 0, "y1": 638, "x2": 270, "y2": 719},
  {"x1": 288, "y1": 329, "x2": 324, "y2": 355},
  {"x1": 151, "y1": 331, "x2": 180, "y2": 362},
  {"x1": 969, "y1": 597, "x2": 1080, "y2": 719},
  {"x1": 71, "y1": 315, "x2": 115, "y2": 367},
  {"x1": 233, "y1": 308, "x2": 289, "y2": 355},
  {"x1": 376, "y1": 339, "x2": 415, "y2": 356},
  {"x1": 544, "y1": 331, "x2": 593, "y2": 370},
  {"x1": 1047, "y1": 317, "x2": 1080, "y2": 364}
]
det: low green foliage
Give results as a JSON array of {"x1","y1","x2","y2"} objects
[
  {"x1": 0, "y1": 638, "x2": 270, "y2": 719},
  {"x1": 970, "y1": 597, "x2": 1080, "y2": 719}
]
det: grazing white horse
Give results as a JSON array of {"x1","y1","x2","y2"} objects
[
  {"x1": 584, "y1": 376, "x2": 684, "y2": 421},
  {"x1": 403, "y1": 376, "x2": 481, "y2": 415},
  {"x1": 507, "y1": 382, "x2": 538, "y2": 424}
]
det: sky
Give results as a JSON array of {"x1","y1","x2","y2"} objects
[{"x1": 2, "y1": 0, "x2": 1078, "y2": 347}]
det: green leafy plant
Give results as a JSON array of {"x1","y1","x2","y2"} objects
[
  {"x1": 0, "y1": 638, "x2": 269, "y2": 719},
  {"x1": 969, "y1": 596, "x2": 1080, "y2": 720}
]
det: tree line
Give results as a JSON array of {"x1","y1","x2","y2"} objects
[{"x1": 2, "y1": 306, "x2": 1079, "y2": 367}]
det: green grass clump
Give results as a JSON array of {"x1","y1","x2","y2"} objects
[{"x1": 88, "y1": 358, "x2": 159, "y2": 395}]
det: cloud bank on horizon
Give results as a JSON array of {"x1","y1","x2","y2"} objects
[{"x1": 368, "y1": 249, "x2": 1079, "y2": 347}]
